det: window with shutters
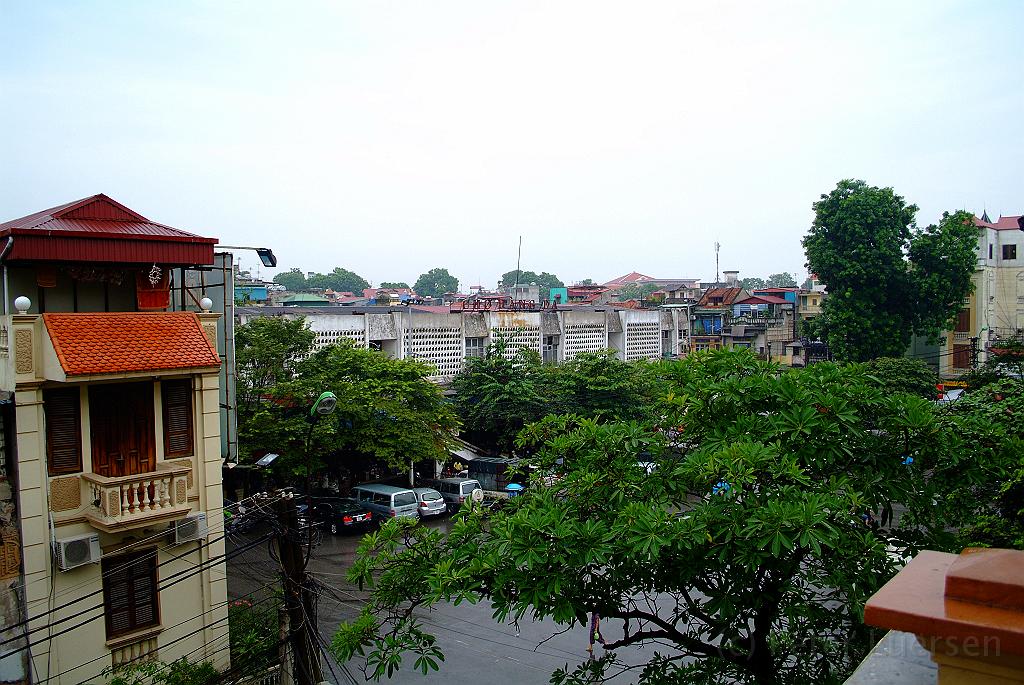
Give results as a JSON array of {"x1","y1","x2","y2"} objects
[
  {"x1": 45, "y1": 389, "x2": 82, "y2": 476},
  {"x1": 102, "y1": 550, "x2": 160, "y2": 638},
  {"x1": 161, "y1": 379, "x2": 194, "y2": 458}
]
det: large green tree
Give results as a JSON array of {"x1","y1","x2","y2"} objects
[
  {"x1": 803, "y1": 180, "x2": 976, "y2": 361},
  {"x1": 413, "y1": 268, "x2": 459, "y2": 298},
  {"x1": 272, "y1": 268, "x2": 307, "y2": 292},
  {"x1": 333, "y1": 349, "x2": 986, "y2": 684},
  {"x1": 378, "y1": 281, "x2": 410, "y2": 289},
  {"x1": 615, "y1": 282, "x2": 660, "y2": 301},
  {"x1": 499, "y1": 269, "x2": 564, "y2": 301},
  {"x1": 235, "y1": 316, "x2": 457, "y2": 472},
  {"x1": 450, "y1": 339, "x2": 550, "y2": 454},
  {"x1": 306, "y1": 267, "x2": 370, "y2": 294}
]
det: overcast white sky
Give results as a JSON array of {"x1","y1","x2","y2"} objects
[{"x1": 1, "y1": 1, "x2": 1021, "y2": 289}]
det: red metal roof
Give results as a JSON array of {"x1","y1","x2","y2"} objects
[
  {"x1": 603, "y1": 271, "x2": 655, "y2": 287},
  {"x1": 738, "y1": 295, "x2": 790, "y2": 305},
  {"x1": 698, "y1": 287, "x2": 746, "y2": 307},
  {"x1": 974, "y1": 214, "x2": 1023, "y2": 231},
  {"x1": 0, "y1": 194, "x2": 218, "y2": 265},
  {"x1": 43, "y1": 312, "x2": 221, "y2": 376}
]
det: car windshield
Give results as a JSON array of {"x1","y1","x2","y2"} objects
[
  {"x1": 393, "y1": 492, "x2": 416, "y2": 507},
  {"x1": 461, "y1": 481, "x2": 481, "y2": 495},
  {"x1": 419, "y1": 490, "x2": 442, "y2": 501}
]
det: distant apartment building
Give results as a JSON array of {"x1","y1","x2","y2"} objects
[{"x1": 0, "y1": 195, "x2": 232, "y2": 683}]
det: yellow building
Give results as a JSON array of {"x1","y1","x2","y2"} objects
[
  {"x1": 940, "y1": 213, "x2": 1024, "y2": 378},
  {"x1": 0, "y1": 196, "x2": 230, "y2": 683}
]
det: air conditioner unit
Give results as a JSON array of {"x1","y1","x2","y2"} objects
[
  {"x1": 173, "y1": 513, "x2": 208, "y2": 545},
  {"x1": 54, "y1": 534, "x2": 101, "y2": 571}
]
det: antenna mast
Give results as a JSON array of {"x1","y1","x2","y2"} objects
[
  {"x1": 714, "y1": 241, "x2": 721, "y2": 285},
  {"x1": 514, "y1": 236, "x2": 522, "y2": 288}
]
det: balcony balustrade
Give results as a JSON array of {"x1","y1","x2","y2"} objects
[{"x1": 82, "y1": 463, "x2": 192, "y2": 533}]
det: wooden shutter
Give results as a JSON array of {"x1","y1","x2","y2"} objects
[
  {"x1": 45, "y1": 389, "x2": 82, "y2": 475},
  {"x1": 162, "y1": 379, "x2": 194, "y2": 457},
  {"x1": 103, "y1": 551, "x2": 159, "y2": 638}
]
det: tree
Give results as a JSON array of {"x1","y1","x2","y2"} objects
[
  {"x1": 766, "y1": 272, "x2": 798, "y2": 288},
  {"x1": 378, "y1": 281, "x2": 409, "y2": 289},
  {"x1": 742, "y1": 274, "x2": 798, "y2": 290},
  {"x1": 273, "y1": 268, "x2": 307, "y2": 292},
  {"x1": 803, "y1": 180, "x2": 976, "y2": 361},
  {"x1": 578, "y1": 278, "x2": 595, "y2": 285},
  {"x1": 740, "y1": 277, "x2": 766, "y2": 290},
  {"x1": 499, "y1": 269, "x2": 564, "y2": 301},
  {"x1": 235, "y1": 317, "x2": 456, "y2": 472},
  {"x1": 861, "y1": 357, "x2": 938, "y2": 399},
  {"x1": 306, "y1": 267, "x2": 370, "y2": 294},
  {"x1": 413, "y1": 268, "x2": 459, "y2": 298},
  {"x1": 556, "y1": 350, "x2": 662, "y2": 419},
  {"x1": 450, "y1": 339, "x2": 550, "y2": 454},
  {"x1": 615, "y1": 282, "x2": 660, "y2": 301},
  {"x1": 332, "y1": 350, "x2": 980, "y2": 684}
]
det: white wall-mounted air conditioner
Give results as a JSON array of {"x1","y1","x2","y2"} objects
[
  {"x1": 173, "y1": 513, "x2": 208, "y2": 545},
  {"x1": 54, "y1": 534, "x2": 101, "y2": 571}
]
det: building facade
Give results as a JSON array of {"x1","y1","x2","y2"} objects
[
  {"x1": 236, "y1": 304, "x2": 694, "y2": 381},
  {"x1": 0, "y1": 195, "x2": 231, "y2": 683},
  {"x1": 939, "y1": 214, "x2": 1024, "y2": 378}
]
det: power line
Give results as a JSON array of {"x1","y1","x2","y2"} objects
[
  {"x1": 47, "y1": 580, "x2": 279, "y2": 685},
  {"x1": 5, "y1": 533, "x2": 273, "y2": 657}
]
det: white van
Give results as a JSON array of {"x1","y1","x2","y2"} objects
[
  {"x1": 351, "y1": 484, "x2": 419, "y2": 519},
  {"x1": 430, "y1": 478, "x2": 483, "y2": 512}
]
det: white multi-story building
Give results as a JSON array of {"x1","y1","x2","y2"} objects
[{"x1": 236, "y1": 304, "x2": 693, "y2": 381}]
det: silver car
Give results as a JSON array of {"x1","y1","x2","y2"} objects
[{"x1": 412, "y1": 488, "x2": 446, "y2": 518}]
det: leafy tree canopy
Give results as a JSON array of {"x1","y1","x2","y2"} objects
[
  {"x1": 413, "y1": 268, "x2": 459, "y2": 298},
  {"x1": 577, "y1": 278, "x2": 595, "y2": 285},
  {"x1": 861, "y1": 356, "x2": 938, "y2": 399},
  {"x1": 803, "y1": 180, "x2": 976, "y2": 361},
  {"x1": 499, "y1": 269, "x2": 564, "y2": 301},
  {"x1": 235, "y1": 317, "x2": 457, "y2": 472},
  {"x1": 305, "y1": 267, "x2": 370, "y2": 294},
  {"x1": 615, "y1": 282, "x2": 660, "y2": 301},
  {"x1": 378, "y1": 281, "x2": 410, "y2": 289},
  {"x1": 272, "y1": 268, "x2": 307, "y2": 292},
  {"x1": 741, "y1": 273, "x2": 799, "y2": 290},
  {"x1": 334, "y1": 349, "x2": 993, "y2": 684}
]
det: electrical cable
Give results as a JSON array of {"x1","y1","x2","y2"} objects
[
  {"x1": 18, "y1": 491, "x2": 284, "y2": 604},
  {"x1": 4, "y1": 532, "x2": 273, "y2": 657},
  {"x1": 46, "y1": 580, "x2": 279, "y2": 685},
  {"x1": 6, "y1": 528, "x2": 246, "y2": 642}
]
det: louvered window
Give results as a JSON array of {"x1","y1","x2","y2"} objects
[
  {"x1": 45, "y1": 389, "x2": 82, "y2": 475},
  {"x1": 161, "y1": 379, "x2": 194, "y2": 458},
  {"x1": 102, "y1": 550, "x2": 159, "y2": 638}
]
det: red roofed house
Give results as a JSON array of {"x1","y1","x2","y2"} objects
[
  {"x1": 940, "y1": 213, "x2": 1024, "y2": 378},
  {"x1": 0, "y1": 195, "x2": 231, "y2": 683}
]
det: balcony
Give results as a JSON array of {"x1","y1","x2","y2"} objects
[{"x1": 82, "y1": 462, "x2": 192, "y2": 533}]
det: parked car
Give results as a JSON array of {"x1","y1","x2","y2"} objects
[
  {"x1": 313, "y1": 497, "x2": 375, "y2": 534},
  {"x1": 351, "y1": 484, "x2": 420, "y2": 519},
  {"x1": 412, "y1": 488, "x2": 446, "y2": 518},
  {"x1": 429, "y1": 478, "x2": 483, "y2": 512}
]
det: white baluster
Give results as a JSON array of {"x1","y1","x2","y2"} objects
[
  {"x1": 143, "y1": 479, "x2": 153, "y2": 511},
  {"x1": 160, "y1": 477, "x2": 171, "y2": 508},
  {"x1": 121, "y1": 484, "x2": 131, "y2": 517}
]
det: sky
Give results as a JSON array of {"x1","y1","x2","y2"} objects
[{"x1": 1, "y1": 1, "x2": 1021, "y2": 290}]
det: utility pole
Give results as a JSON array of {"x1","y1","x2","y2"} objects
[
  {"x1": 970, "y1": 336, "x2": 980, "y2": 370},
  {"x1": 276, "y1": 494, "x2": 323, "y2": 685}
]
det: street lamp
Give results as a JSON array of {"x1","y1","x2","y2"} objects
[
  {"x1": 310, "y1": 391, "x2": 337, "y2": 418},
  {"x1": 217, "y1": 245, "x2": 278, "y2": 267}
]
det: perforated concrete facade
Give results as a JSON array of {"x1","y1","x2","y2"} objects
[
  {"x1": 313, "y1": 328, "x2": 365, "y2": 349},
  {"x1": 491, "y1": 326, "x2": 541, "y2": 360},
  {"x1": 625, "y1": 321, "x2": 662, "y2": 361},
  {"x1": 409, "y1": 327, "x2": 463, "y2": 379},
  {"x1": 563, "y1": 324, "x2": 607, "y2": 361}
]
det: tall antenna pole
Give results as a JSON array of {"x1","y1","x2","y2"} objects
[
  {"x1": 714, "y1": 241, "x2": 721, "y2": 285},
  {"x1": 514, "y1": 235, "x2": 522, "y2": 288}
]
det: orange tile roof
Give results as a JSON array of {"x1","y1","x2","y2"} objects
[{"x1": 43, "y1": 312, "x2": 220, "y2": 376}]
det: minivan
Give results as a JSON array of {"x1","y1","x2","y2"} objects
[
  {"x1": 351, "y1": 484, "x2": 419, "y2": 519},
  {"x1": 430, "y1": 478, "x2": 482, "y2": 512}
]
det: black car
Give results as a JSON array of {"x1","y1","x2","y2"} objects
[{"x1": 312, "y1": 497, "x2": 375, "y2": 534}]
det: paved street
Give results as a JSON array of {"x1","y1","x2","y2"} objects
[{"x1": 227, "y1": 516, "x2": 654, "y2": 684}]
